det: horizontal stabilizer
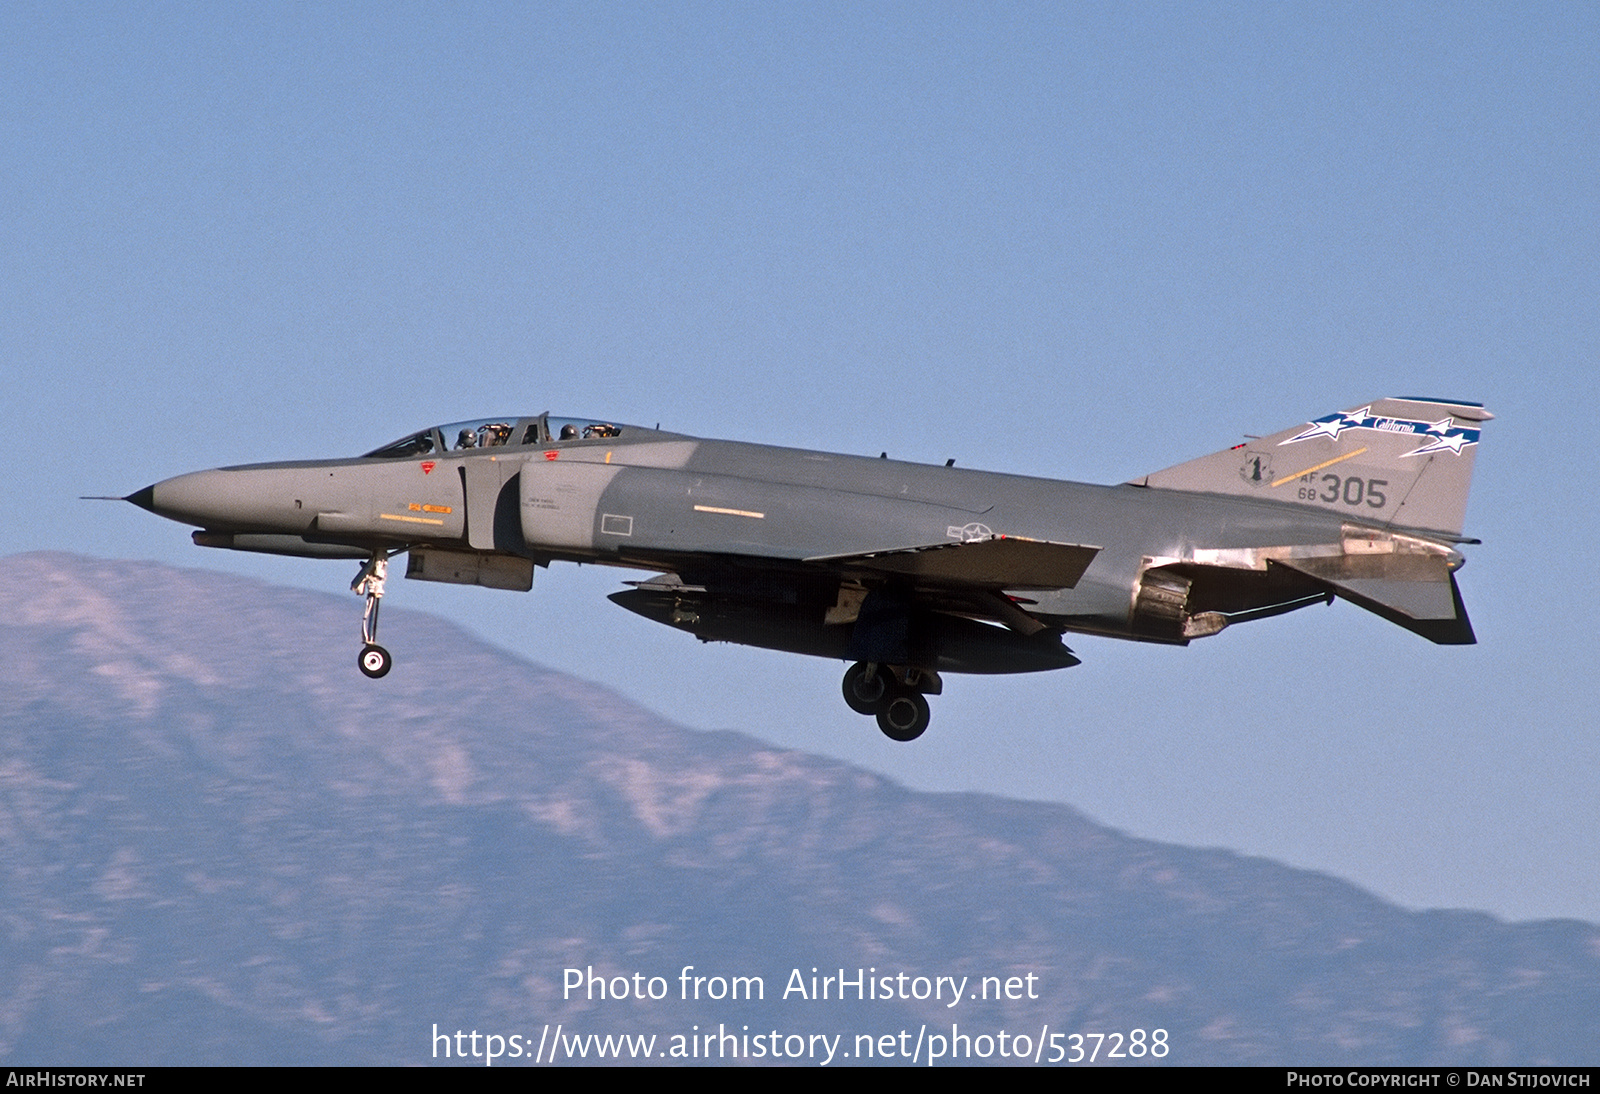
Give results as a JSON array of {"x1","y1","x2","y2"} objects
[
  {"x1": 808, "y1": 536, "x2": 1100, "y2": 590},
  {"x1": 1272, "y1": 554, "x2": 1475, "y2": 644}
]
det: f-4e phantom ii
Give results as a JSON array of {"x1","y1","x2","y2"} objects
[{"x1": 123, "y1": 397, "x2": 1489, "y2": 741}]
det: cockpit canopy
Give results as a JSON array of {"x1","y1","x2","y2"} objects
[{"x1": 362, "y1": 414, "x2": 627, "y2": 459}]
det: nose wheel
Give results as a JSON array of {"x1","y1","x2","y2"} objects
[
  {"x1": 359, "y1": 643, "x2": 392, "y2": 678},
  {"x1": 353, "y1": 554, "x2": 394, "y2": 678},
  {"x1": 841, "y1": 661, "x2": 934, "y2": 741}
]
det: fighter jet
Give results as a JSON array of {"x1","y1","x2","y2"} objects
[{"x1": 122, "y1": 397, "x2": 1489, "y2": 741}]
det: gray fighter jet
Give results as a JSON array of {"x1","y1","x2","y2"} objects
[{"x1": 122, "y1": 397, "x2": 1489, "y2": 741}]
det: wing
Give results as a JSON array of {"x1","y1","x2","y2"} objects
[
  {"x1": 807, "y1": 535, "x2": 1100, "y2": 642},
  {"x1": 805, "y1": 535, "x2": 1100, "y2": 591},
  {"x1": 610, "y1": 534, "x2": 1100, "y2": 672}
]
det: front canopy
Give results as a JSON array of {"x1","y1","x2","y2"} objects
[{"x1": 362, "y1": 414, "x2": 629, "y2": 459}]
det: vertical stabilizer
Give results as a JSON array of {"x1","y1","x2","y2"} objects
[{"x1": 1133, "y1": 397, "x2": 1492, "y2": 537}]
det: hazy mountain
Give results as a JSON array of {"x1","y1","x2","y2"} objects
[{"x1": 1, "y1": 553, "x2": 1595, "y2": 1065}]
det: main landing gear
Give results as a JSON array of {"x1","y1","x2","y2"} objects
[
  {"x1": 353, "y1": 554, "x2": 393, "y2": 678},
  {"x1": 842, "y1": 661, "x2": 934, "y2": 742}
]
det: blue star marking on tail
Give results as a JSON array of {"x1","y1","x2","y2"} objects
[
  {"x1": 1281, "y1": 408, "x2": 1372, "y2": 444},
  {"x1": 1281, "y1": 408, "x2": 1479, "y2": 456},
  {"x1": 1404, "y1": 428, "x2": 1477, "y2": 456}
]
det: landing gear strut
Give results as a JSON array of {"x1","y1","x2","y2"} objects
[
  {"x1": 353, "y1": 554, "x2": 393, "y2": 678},
  {"x1": 841, "y1": 661, "x2": 934, "y2": 742}
]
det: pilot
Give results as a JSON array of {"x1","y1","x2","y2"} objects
[
  {"x1": 559, "y1": 424, "x2": 578, "y2": 440},
  {"x1": 457, "y1": 429, "x2": 478, "y2": 449}
]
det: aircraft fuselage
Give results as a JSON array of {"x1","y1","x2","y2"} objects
[{"x1": 126, "y1": 401, "x2": 1486, "y2": 740}]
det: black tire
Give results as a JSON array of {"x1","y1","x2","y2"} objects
[
  {"x1": 876, "y1": 689, "x2": 930, "y2": 742},
  {"x1": 358, "y1": 643, "x2": 392, "y2": 679},
  {"x1": 841, "y1": 661, "x2": 889, "y2": 715}
]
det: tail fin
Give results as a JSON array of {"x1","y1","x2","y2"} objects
[{"x1": 1134, "y1": 397, "x2": 1492, "y2": 537}]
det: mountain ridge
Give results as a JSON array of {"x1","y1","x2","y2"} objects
[{"x1": 1, "y1": 552, "x2": 1595, "y2": 1065}]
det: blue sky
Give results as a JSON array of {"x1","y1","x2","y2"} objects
[{"x1": 5, "y1": 2, "x2": 1597, "y2": 923}]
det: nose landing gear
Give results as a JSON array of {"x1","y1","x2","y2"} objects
[
  {"x1": 841, "y1": 661, "x2": 935, "y2": 741},
  {"x1": 353, "y1": 554, "x2": 393, "y2": 678},
  {"x1": 359, "y1": 642, "x2": 391, "y2": 678}
]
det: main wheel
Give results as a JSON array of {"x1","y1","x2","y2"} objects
[
  {"x1": 358, "y1": 643, "x2": 392, "y2": 678},
  {"x1": 842, "y1": 661, "x2": 889, "y2": 715},
  {"x1": 876, "y1": 689, "x2": 930, "y2": 742}
]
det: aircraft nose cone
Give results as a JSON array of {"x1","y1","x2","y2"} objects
[
  {"x1": 127, "y1": 466, "x2": 314, "y2": 534},
  {"x1": 129, "y1": 468, "x2": 253, "y2": 528},
  {"x1": 125, "y1": 485, "x2": 157, "y2": 513}
]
